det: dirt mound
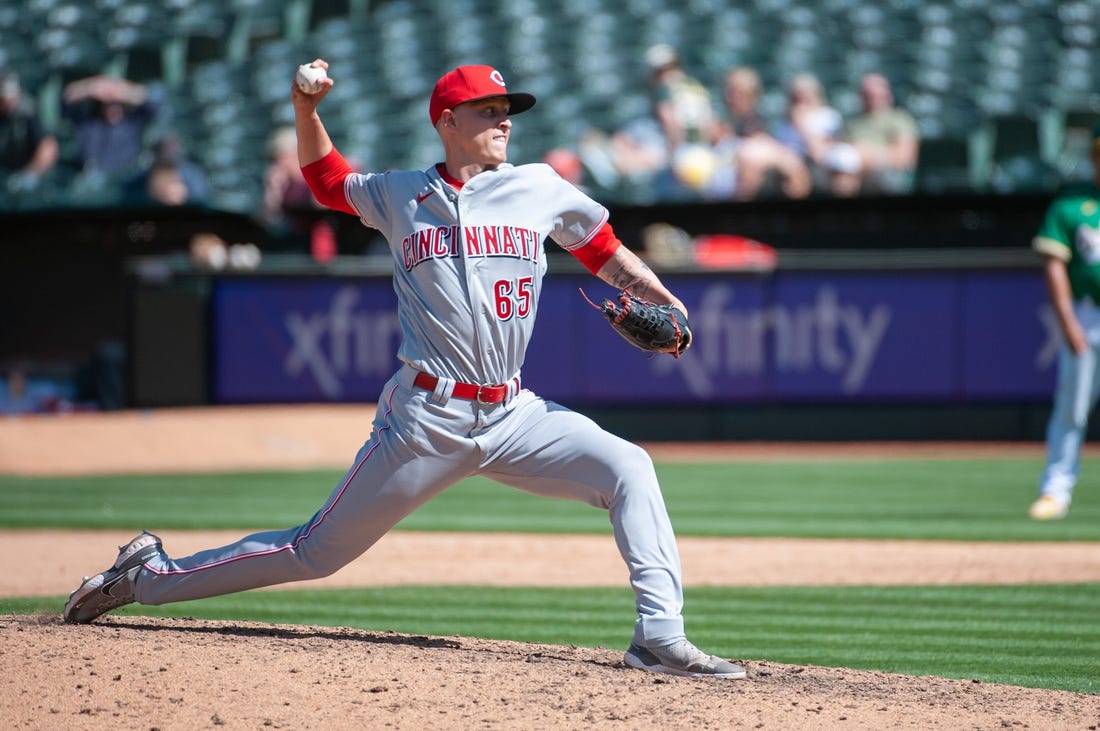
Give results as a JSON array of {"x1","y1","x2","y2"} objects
[{"x1": 4, "y1": 615, "x2": 1096, "y2": 730}]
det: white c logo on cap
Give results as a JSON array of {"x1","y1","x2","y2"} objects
[{"x1": 490, "y1": 70, "x2": 506, "y2": 87}]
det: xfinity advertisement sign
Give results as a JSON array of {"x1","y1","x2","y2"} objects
[
  {"x1": 211, "y1": 271, "x2": 1054, "y2": 404},
  {"x1": 213, "y1": 279, "x2": 403, "y2": 402}
]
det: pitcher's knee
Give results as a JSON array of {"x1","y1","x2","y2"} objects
[
  {"x1": 614, "y1": 446, "x2": 663, "y2": 493},
  {"x1": 604, "y1": 442, "x2": 653, "y2": 476},
  {"x1": 292, "y1": 541, "x2": 360, "y2": 579}
]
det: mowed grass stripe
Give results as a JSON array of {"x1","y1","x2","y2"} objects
[
  {"x1": 8, "y1": 583, "x2": 1098, "y2": 693},
  {"x1": 658, "y1": 461, "x2": 1087, "y2": 539},
  {"x1": 2, "y1": 458, "x2": 1099, "y2": 540},
  {"x1": 689, "y1": 585, "x2": 1100, "y2": 691}
]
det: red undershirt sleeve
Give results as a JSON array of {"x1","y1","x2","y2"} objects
[
  {"x1": 300, "y1": 148, "x2": 357, "y2": 216},
  {"x1": 571, "y1": 222, "x2": 622, "y2": 275}
]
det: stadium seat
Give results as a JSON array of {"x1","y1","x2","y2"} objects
[
  {"x1": 308, "y1": 0, "x2": 353, "y2": 29},
  {"x1": 914, "y1": 135, "x2": 976, "y2": 194},
  {"x1": 167, "y1": 1, "x2": 234, "y2": 75},
  {"x1": 991, "y1": 113, "x2": 1043, "y2": 163},
  {"x1": 1054, "y1": 108, "x2": 1100, "y2": 180},
  {"x1": 225, "y1": 1, "x2": 287, "y2": 67},
  {"x1": 0, "y1": 0, "x2": 1096, "y2": 208},
  {"x1": 982, "y1": 113, "x2": 1063, "y2": 192},
  {"x1": 251, "y1": 38, "x2": 306, "y2": 105}
]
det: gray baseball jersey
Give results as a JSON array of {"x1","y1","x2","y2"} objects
[
  {"x1": 347, "y1": 162, "x2": 607, "y2": 383},
  {"x1": 130, "y1": 161, "x2": 689, "y2": 649}
]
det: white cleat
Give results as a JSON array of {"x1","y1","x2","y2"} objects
[
  {"x1": 63, "y1": 532, "x2": 162, "y2": 623},
  {"x1": 1028, "y1": 495, "x2": 1070, "y2": 521},
  {"x1": 624, "y1": 639, "x2": 746, "y2": 679}
]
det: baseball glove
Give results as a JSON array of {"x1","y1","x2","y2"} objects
[{"x1": 584, "y1": 289, "x2": 692, "y2": 358}]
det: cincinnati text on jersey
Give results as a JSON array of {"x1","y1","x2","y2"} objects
[{"x1": 401, "y1": 225, "x2": 542, "y2": 270}]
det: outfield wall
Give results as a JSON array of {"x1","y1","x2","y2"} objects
[
  {"x1": 2, "y1": 194, "x2": 1067, "y2": 440},
  {"x1": 201, "y1": 267, "x2": 1052, "y2": 407},
  {"x1": 125, "y1": 251, "x2": 1059, "y2": 441}
]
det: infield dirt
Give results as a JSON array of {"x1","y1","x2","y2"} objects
[{"x1": 1, "y1": 405, "x2": 1098, "y2": 730}]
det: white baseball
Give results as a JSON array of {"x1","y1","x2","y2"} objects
[{"x1": 296, "y1": 64, "x2": 327, "y2": 94}]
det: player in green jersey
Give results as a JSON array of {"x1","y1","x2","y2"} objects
[{"x1": 1030, "y1": 121, "x2": 1100, "y2": 520}]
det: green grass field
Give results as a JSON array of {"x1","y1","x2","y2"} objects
[{"x1": 3, "y1": 456, "x2": 1098, "y2": 693}]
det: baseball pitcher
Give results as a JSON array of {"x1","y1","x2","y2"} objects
[{"x1": 64, "y1": 60, "x2": 742, "y2": 679}]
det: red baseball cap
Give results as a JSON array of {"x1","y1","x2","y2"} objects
[{"x1": 429, "y1": 65, "x2": 536, "y2": 126}]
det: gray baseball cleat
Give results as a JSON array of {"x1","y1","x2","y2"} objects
[
  {"x1": 624, "y1": 640, "x2": 747, "y2": 679},
  {"x1": 63, "y1": 531, "x2": 162, "y2": 623}
]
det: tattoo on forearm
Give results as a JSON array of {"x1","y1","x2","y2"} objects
[{"x1": 607, "y1": 261, "x2": 653, "y2": 297}]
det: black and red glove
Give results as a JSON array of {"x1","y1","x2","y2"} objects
[{"x1": 589, "y1": 290, "x2": 692, "y2": 358}]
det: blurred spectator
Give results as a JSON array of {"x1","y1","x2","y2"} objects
[
  {"x1": 576, "y1": 119, "x2": 669, "y2": 202},
  {"x1": 0, "y1": 68, "x2": 59, "y2": 195},
  {"x1": 0, "y1": 362, "x2": 87, "y2": 413},
  {"x1": 263, "y1": 125, "x2": 319, "y2": 235},
  {"x1": 576, "y1": 44, "x2": 723, "y2": 202},
  {"x1": 150, "y1": 134, "x2": 208, "y2": 202},
  {"x1": 645, "y1": 44, "x2": 721, "y2": 156},
  {"x1": 142, "y1": 160, "x2": 190, "y2": 206},
  {"x1": 709, "y1": 66, "x2": 812, "y2": 201},
  {"x1": 61, "y1": 74, "x2": 163, "y2": 180},
  {"x1": 720, "y1": 66, "x2": 770, "y2": 138},
  {"x1": 643, "y1": 44, "x2": 727, "y2": 200},
  {"x1": 773, "y1": 73, "x2": 844, "y2": 188},
  {"x1": 542, "y1": 147, "x2": 588, "y2": 191},
  {"x1": 830, "y1": 73, "x2": 920, "y2": 196},
  {"x1": 263, "y1": 124, "x2": 336, "y2": 258},
  {"x1": 124, "y1": 133, "x2": 209, "y2": 206}
]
